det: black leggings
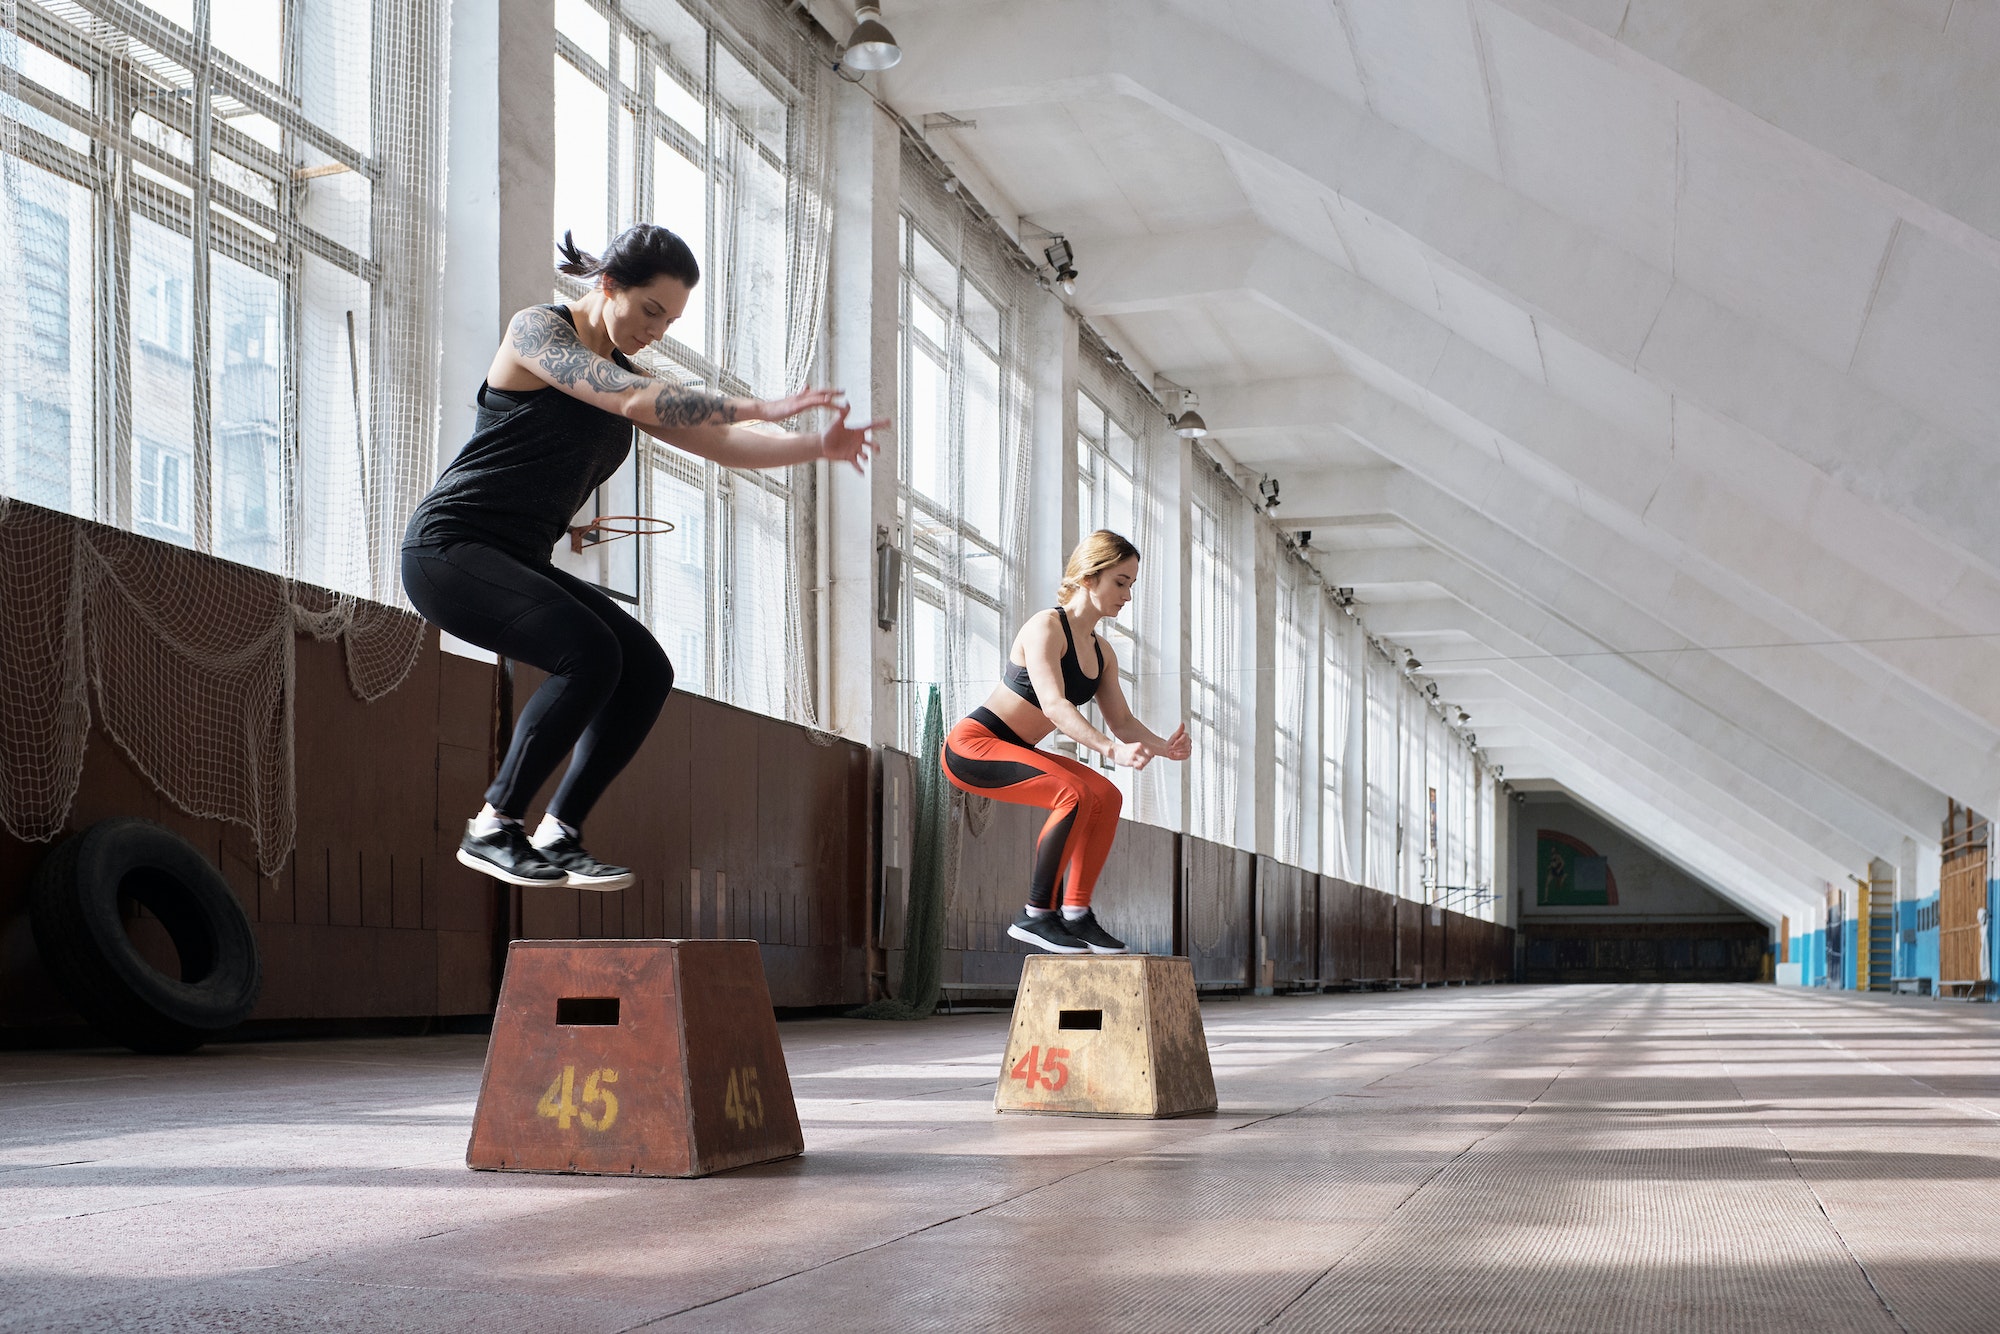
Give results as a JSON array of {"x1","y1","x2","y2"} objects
[{"x1": 401, "y1": 541, "x2": 674, "y2": 826}]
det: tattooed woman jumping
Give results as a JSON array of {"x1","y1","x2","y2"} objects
[{"x1": 403, "y1": 224, "x2": 884, "y2": 891}]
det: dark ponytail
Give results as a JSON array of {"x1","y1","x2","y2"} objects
[{"x1": 556, "y1": 224, "x2": 700, "y2": 290}]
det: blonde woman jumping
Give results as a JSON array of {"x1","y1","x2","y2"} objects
[{"x1": 940, "y1": 531, "x2": 1192, "y2": 953}]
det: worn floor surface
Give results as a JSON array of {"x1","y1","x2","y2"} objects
[{"x1": 3, "y1": 984, "x2": 1998, "y2": 1332}]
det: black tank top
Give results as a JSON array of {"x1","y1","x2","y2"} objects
[
  {"x1": 403, "y1": 305, "x2": 637, "y2": 562},
  {"x1": 1003, "y1": 607, "x2": 1103, "y2": 707}
]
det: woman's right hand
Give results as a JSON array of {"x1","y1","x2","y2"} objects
[{"x1": 1110, "y1": 740, "x2": 1155, "y2": 770}]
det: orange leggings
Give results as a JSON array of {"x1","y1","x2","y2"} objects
[{"x1": 941, "y1": 706, "x2": 1121, "y2": 910}]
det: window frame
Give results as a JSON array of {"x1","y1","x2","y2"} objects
[
  {"x1": 5, "y1": 0, "x2": 384, "y2": 570},
  {"x1": 552, "y1": 0, "x2": 821, "y2": 720},
  {"x1": 894, "y1": 210, "x2": 1016, "y2": 748}
]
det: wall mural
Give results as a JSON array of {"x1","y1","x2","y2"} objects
[{"x1": 1537, "y1": 830, "x2": 1619, "y2": 906}]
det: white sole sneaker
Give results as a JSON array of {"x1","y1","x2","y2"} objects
[
  {"x1": 1085, "y1": 942, "x2": 1128, "y2": 955},
  {"x1": 1006, "y1": 922, "x2": 1088, "y2": 954},
  {"x1": 456, "y1": 847, "x2": 568, "y2": 889},
  {"x1": 563, "y1": 869, "x2": 635, "y2": 893}
]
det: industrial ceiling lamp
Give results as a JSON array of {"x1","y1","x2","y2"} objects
[
  {"x1": 1172, "y1": 390, "x2": 1207, "y2": 438},
  {"x1": 1153, "y1": 373, "x2": 1208, "y2": 437},
  {"x1": 1404, "y1": 651, "x2": 1422, "y2": 671},
  {"x1": 843, "y1": 4, "x2": 902, "y2": 72},
  {"x1": 1043, "y1": 236, "x2": 1078, "y2": 295}
]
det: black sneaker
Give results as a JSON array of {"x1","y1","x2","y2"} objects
[
  {"x1": 457, "y1": 821, "x2": 567, "y2": 887},
  {"x1": 1061, "y1": 909, "x2": 1127, "y2": 954},
  {"x1": 530, "y1": 832, "x2": 636, "y2": 892},
  {"x1": 1007, "y1": 909, "x2": 1088, "y2": 954}
]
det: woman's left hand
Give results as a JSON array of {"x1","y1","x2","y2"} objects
[
  {"x1": 819, "y1": 413, "x2": 890, "y2": 475},
  {"x1": 1159, "y1": 723, "x2": 1192, "y2": 761}
]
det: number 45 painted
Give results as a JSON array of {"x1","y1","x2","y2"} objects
[{"x1": 1008, "y1": 1045, "x2": 1070, "y2": 1092}]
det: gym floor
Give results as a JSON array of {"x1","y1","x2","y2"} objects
[{"x1": 3, "y1": 985, "x2": 1996, "y2": 1332}]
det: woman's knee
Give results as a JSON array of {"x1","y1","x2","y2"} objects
[
  {"x1": 550, "y1": 619, "x2": 624, "y2": 697},
  {"x1": 1085, "y1": 770, "x2": 1123, "y2": 818},
  {"x1": 625, "y1": 632, "x2": 675, "y2": 706}
]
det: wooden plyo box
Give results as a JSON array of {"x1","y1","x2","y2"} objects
[
  {"x1": 994, "y1": 955, "x2": 1217, "y2": 1118},
  {"x1": 467, "y1": 939, "x2": 803, "y2": 1177}
]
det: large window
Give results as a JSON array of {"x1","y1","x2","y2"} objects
[
  {"x1": 1075, "y1": 383, "x2": 1161, "y2": 813},
  {"x1": 1364, "y1": 643, "x2": 1400, "y2": 891},
  {"x1": 1188, "y1": 460, "x2": 1241, "y2": 846},
  {"x1": 1320, "y1": 602, "x2": 1358, "y2": 880},
  {"x1": 896, "y1": 210, "x2": 1020, "y2": 744},
  {"x1": 1, "y1": 0, "x2": 444, "y2": 600},
  {"x1": 1273, "y1": 552, "x2": 1313, "y2": 867},
  {"x1": 553, "y1": 0, "x2": 828, "y2": 722}
]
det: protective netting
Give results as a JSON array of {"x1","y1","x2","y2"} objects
[
  {"x1": 895, "y1": 133, "x2": 1036, "y2": 744},
  {"x1": 0, "y1": 0, "x2": 445, "y2": 870},
  {"x1": 850, "y1": 684, "x2": 948, "y2": 1021},
  {"x1": 555, "y1": 0, "x2": 835, "y2": 733}
]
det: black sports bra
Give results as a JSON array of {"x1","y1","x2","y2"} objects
[{"x1": 1003, "y1": 607, "x2": 1103, "y2": 707}]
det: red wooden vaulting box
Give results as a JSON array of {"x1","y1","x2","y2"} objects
[{"x1": 467, "y1": 939, "x2": 802, "y2": 1177}]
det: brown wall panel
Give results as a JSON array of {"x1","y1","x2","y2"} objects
[
  {"x1": 1095, "y1": 820, "x2": 1176, "y2": 958},
  {"x1": 1423, "y1": 904, "x2": 1446, "y2": 981},
  {"x1": 1354, "y1": 885, "x2": 1395, "y2": 980},
  {"x1": 1316, "y1": 876, "x2": 1357, "y2": 981},
  {"x1": 1394, "y1": 898, "x2": 1421, "y2": 982},
  {"x1": 1254, "y1": 856, "x2": 1314, "y2": 989},
  {"x1": 1183, "y1": 837, "x2": 1253, "y2": 987},
  {"x1": 943, "y1": 797, "x2": 1042, "y2": 987}
]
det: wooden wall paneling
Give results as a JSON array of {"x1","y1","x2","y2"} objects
[
  {"x1": 1424, "y1": 905, "x2": 1445, "y2": 982},
  {"x1": 1391, "y1": 897, "x2": 1417, "y2": 983},
  {"x1": 1182, "y1": 838, "x2": 1253, "y2": 988},
  {"x1": 1253, "y1": 856, "x2": 1312, "y2": 990},
  {"x1": 682, "y1": 698, "x2": 758, "y2": 940},
  {"x1": 834, "y1": 738, "x2": 871, "y2": 999},
  {"x1": 753, "y1": 720, "x2": 813, "y2": 1002},
  {"x1": 1094, "y1": 821, "x2": 1176, "y2": 958},
  {"x1": 875, "y1": 748, "x2": 917, "y2": 953},
  {"x1": 1315, "y1": 877, "x2": 1350, "y2": 983},
  {"x1": 436, "y1": 928, "x2": 493, "y2": 1013},
  {"x1": 517, "y1": 882, "x2": 580, "y2": 940},
  {"x1": 949, "y1": 798, "x2": 1041, "y2": 988},
  {"x1": 430, "y1": 640, "x2": 499, "y2": 942}
]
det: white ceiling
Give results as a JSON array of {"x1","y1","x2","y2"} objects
[{"x1": 857, "y1": 0, "x2": 2000, "y2": 922}]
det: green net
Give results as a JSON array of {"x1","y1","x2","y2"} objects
[{"x1": 851, "y1": 686, "x2": 950, "y2": 1020}]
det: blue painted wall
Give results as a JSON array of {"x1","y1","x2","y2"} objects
[
  {"x1": 1916, "y1": 895, "x2": 1940, "y2": 986},
  {"x1": 1989, "y1": 879, "x2": 1999, "y2": 984},
  {"x1": 1842, "y1": 917, "x2": 1859, "y2": 989},
  {"x1": 1896, "y1": 898, "x2": 1918, "y2": 981}
]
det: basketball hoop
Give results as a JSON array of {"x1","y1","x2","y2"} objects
[{"x1": 568, "y1": 514, "x2": 676, "y2": 554}]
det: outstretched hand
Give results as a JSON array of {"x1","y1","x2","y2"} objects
[
  {"x1": 819, "y1": 410, "x2": 889, "y2": 475},
  {"x1": 757, "y1": 386, "x2": 843, "y2": 422},
  {"x1": 1158, "y1": 723, "x2": 1192, "y2": 762}
]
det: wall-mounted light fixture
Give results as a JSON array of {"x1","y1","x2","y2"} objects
[
  {"x1": 1042, "y1": 236, "x2": 1077, "y2": 295},
  {"x1": 842, "y1": 4, "x2": 902, "y2": 72},
  {"x1": 1404, "y1": 651, "x2": 1422, "y2": 671},
  {"x1": 1153, "y1": 374, "x2": 1208, "y2": 437},
  {"x1": 1258, "y1": 476, "x2": 1280, "y2": 510}
]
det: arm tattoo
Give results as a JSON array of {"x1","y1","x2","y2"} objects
[
  {"x1": 509, "y1": 307, "x2": 735, "y2": 426},
  {"x1": 651, "y1": 382, "x2": 737, "y2": 428}
]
